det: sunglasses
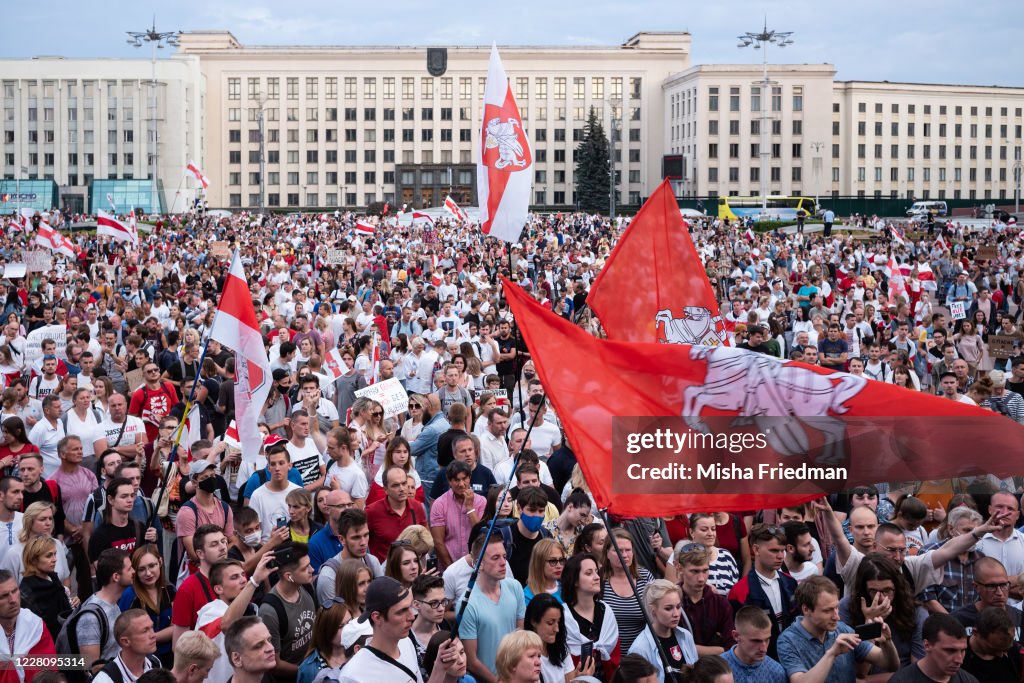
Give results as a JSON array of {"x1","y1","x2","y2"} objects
[
  {"x1": 408, "y1": 403, "x2": 422, "y2": 409},
  {"x1": 371, "y1": 412, "x2": 384, "y2": 418},
  {"x1": 320, "y1": 595, "x2": 347, "y2": 610},
  {"x1": 390, "y1": 539, "x2": 414, "y2": 549},
  {"x1": 545, "y1": 557, "x2": 567, "y2": 566},
  {"x1": 678, "y1": 542, "x2": 705, "y2": 554}
]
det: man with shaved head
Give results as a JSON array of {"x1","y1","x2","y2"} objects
[{"x1": 307, "y1": 488, "x2": 355, "y2": 573}]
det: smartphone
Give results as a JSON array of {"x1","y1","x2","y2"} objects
[
  {"x1": 854, "y1": 622, "x2": 883, "y2": 641},
  {"x1": 276, "y1": 518, "x2": 288, "y2": 529},
  {"x1": 579, "y1": 641, "x2": 594, "y2": 667},
  {"x1": 425, "y1": 555, "x2": 438, "y2": 572}
]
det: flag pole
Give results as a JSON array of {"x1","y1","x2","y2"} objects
[
  {"x1": 145, "y1": 327, "x2": 214, "y2": 531},
  {"x1": 451, "y1": 390, "x2": 547, "y2": 638},
  {"x1": 507, "y1": 247, "x2": 527, "y2": 425},
  {"x1": 597, "y1": 507, "x2": 679, "y2": 678}
]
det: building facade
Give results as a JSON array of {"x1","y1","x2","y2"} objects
[
  {"x1": 665, "y1": 65, "x2": 1024, "y2": 205},
  {"x1": 0, "y1": 56, "x2": 204, "y2": 213},
  {"x1": 176, "y1": 30, "x2": 692, "y2": 210}
]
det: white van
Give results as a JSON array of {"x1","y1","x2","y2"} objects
[{"x1": 906, "y1": 201, "x2": 948, "y2": 218}]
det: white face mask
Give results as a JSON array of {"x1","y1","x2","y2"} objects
[{"x1": 243, "y1": 532, "x2": 261, "y2": 548}]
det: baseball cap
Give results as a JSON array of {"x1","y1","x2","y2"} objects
[
  {"x1": 190, "y1": 460, "x2": 216, "y2": 476},
  {"x1": 263, "y1": 433, "x2": 287, "y2": 450},
  {"x1": 340, "y1": 619, "x2": 373, "y2": 649},
  {"x1": 358, "y1": 577, "x2": 409, "y2": 623}
]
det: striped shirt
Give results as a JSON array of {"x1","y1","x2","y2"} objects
[
  {"x1": 708, "y1": 547, "x2": 741, "y2": 596},
  {"x1": 602, "y1": 567, "x2": 652, "y2": 652}
]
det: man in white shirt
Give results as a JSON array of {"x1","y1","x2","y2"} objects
[
  {"x1": 93, "y1": 393, "x2": 148, "y2": 465},
  {"x1": 508, "y1": 395, "x2": 562, "y2": 460},
  {"x1": 250, "y1": 439, "x2": 302, "y2": 542},
  {"x1": 0, "y1": 478, "x2": 24, "y2": 565},
  {"x1": 407, "y1": 338, "x2": 439, "y2": 395},
  {"x1": 28, "y1": 395, "x2": 65, "y2": 477},
  {"x1": 975, "y1": 491, "x2": 1024, "y2": 594},
  {"x1": 285, "y1": 409, "x2": 327, "y2": 490},
  {"x1": 323, "y1": 427, "x2": 368, "y2": 507},
  {"x1": 479, "y1": 408, "x2": 510, "y2": 471}
]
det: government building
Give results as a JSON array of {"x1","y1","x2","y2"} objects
[{"x1": 1, "y1": 30, "x2": 1022, "y2": 213}]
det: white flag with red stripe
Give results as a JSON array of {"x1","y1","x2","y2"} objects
[
  {"x1": 477, "y1": 44, "x2": 532, "y2": 243},
  {"x1": 444, "y1": 194, "x2": 468, "y2": 221},
  {"x1": 209, "y1": 251, "x2": 272, "y2": 458},
  {"x1": 355, "y1": 220, "x2": 375, "y2": 235},
  {"x1": 412, "y1": 212, "x2": 434, "y2": 227},
  {"x1": 185, "y1": 160, "x2": 209, "y2": 190},
  {"x1": 223, "y1": 420, "x2": 241, "y2": 450},
  {"x1": 324, "y1": 348, "x2": 347, "y2": 380},
  {"x1": 935, "y1": 234, "x2": 950, "y2": 251},
  {"x1": 887, "y1": 256, "x2": 908, "y2": 303},
  {"x1": 890, "y1": 225, "x2": 906, "y2": 246},
  {"x1": 96, "y1": 210, "x2": 137, "y2": 244},
  {"x1": 182, "y1": 405, "x2": 202, "y2": 455},
  {"x1": 34, "y1": 221, "x2": 78, "y2": 259}
]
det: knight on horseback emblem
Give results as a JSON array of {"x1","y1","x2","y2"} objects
[{"x1": 655, "y1": 306, "x2": 727, "y2": 346}]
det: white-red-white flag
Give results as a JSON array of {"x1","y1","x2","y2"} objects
[
  {"x1": 223, "y1": 420, "x2": 241, "y2": 450},
  {"x1": 355, "y1": 221, "x2": 375, "y2": 235},
  {"x1": 182, "y1": 405, "x2": 202, "y2": 456},
  {"x1": 323, "y1": 348, "x2": 347, "y2": 380},
  {"x1": 412, "y1": 211, "x2": 434, "y2": 227},
  {"x1": 887, "y1": 256, "x2": 908, "y2": 303},
  {"x1": 128, "y1": 207, "x2": 139, "y2": 243},
  {"x1": 186, "y1": 160, "x2": 209, "y2": 190},
  {"x1": 209, "y1": 251, "x2": 272, "y2": 458},
  {"x1": 477, "y1": 44, "x2": 532, "y2": 243},
  {"x1": 34, "y1": 221, "x2": 78, "y2": 259},
  {"x1": 444, "y1": 194, "x2": 468, "y2": 221},
  {"x1": 96, "y1": 210, "x2": 137, "y2": 244}
]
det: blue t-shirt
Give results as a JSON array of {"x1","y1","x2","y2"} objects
[
  {"x1": 460, "y1": 576, "x2": 526, "y2": 675},
  {"x1": 721, "y1": 646, "x2": 788, "y2": 683},
  {"x1": 778, "y1": 618, "x2": 873, "y2": 683}
]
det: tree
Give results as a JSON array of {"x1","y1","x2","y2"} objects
[{"x1": 574, "y1": 107, "x2": 611, "y2": 213}]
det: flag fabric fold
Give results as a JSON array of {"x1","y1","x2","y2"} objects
[
  {"x1": 477, "y1": 44, "x2": 532, "y2": 243},
  {"x1": 209, "y1": 251, "x2": 272, "y2": 458},
  {"x1": 412, "y1": 212, "x2": 434, "y2": 227},
  {"x1": 186, "y1": 160, "x2": 210, "y2": 190},
  {"x1": 354, "y1": 221, "x2": 375, "y2": 235},
  {"x1": 96, "y1": 210, "x2": 137, "y2": 244},
  {"x1": 588, "y1": 179, "x2": 728, "y2": 346},
  {"x1": 501, "y1": 277, "x2": 1024, "y2": 517},
  {"x1": 34, "y1": 221, "x2": 78, "y2": 259},
  {"x1": 444, "y1": 194, "x2": 469, "y2": 221}
]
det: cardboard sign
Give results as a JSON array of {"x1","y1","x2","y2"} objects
[
  {"x1": 2, "y1": 263, "x2": 26, "y2": 279},
  {"x1": 148, "y1": 263, "x2": 165, "y2": 279},
  {"x1": 324, "y1": 249, "x2": 346, "y2": 265},
  {"x1": 976, "y1": 246, "x2": 999, "y2": 261},
  {"x1": 949, "y1": 302, "x2": 967, "y2": 321},
  {"x1": 989, "y1": 334, "x2": 1020, "y2": 360},
  {"x1": 25, "y1": 251, "x2": 52, "y2": 273},
  {"x1": 125, "y1": 368, "x2": 145, "y2": 392},
  {"x1": 210, "y1": 241, "x2": 231, "y2": 259},
  {"x1": 354, "y1": 378, "x2": 409, "y2": 419},
  {"x1": 25, "y1": 324, "x2": 67, "y2": 363}
]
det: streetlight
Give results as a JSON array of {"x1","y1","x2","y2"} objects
[
  {"x1": 1007, "y1": 141, "x2": 1022, "y2": 214},
  {"x1": 738, "y1": 19, "x2": 794, "y2": 218},
  {"x1": 606, "y1": 99, "x2": 622, "y2": 221},
  {"x1": 810, "y1": 141, "x2": 824, "y2": 210},
  {"x1": 257, "y1": 92, "x2": 270, "y2": 216},
  {"x1": 127, "y1": 18, "x2": 180, "y2": 216}
]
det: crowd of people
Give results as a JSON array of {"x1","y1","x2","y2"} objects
[{"x1": 0, "y1": 203, "x2": 1020, "y2": 683}]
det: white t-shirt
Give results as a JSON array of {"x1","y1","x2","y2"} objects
[
  {"x1": 63, "y1": 409, "x2": 102, "y2": 459},
  {"x1": 286, "y1": 438, "x2": 325, "y2": 487},
  {"x1": 28, "y1": 375, "x2": 60, "y2": 400},
  {"x1": 0, "y1": 513, "x2": 24, "y2": 565},
  {"x1": 325, "y1": 459, "x2": 369, "y2": 500},
  {"x1": 250, "y1": 482, "x2": 301, "y2": 542},
  {"x1": 524, "y1": 421, "x2": 561, "y2": 460},
  {"x1": 338, "y1": 636, "x2": 423, "y2": 683},
  {"x1": 28, "y1": 419, "x2": 64, "y2": 478},
  {"x1": 94, "y1": 416, "x2": 146, "y2": 451}
]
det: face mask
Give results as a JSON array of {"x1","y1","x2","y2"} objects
[
  {"x1": 520, "y1": 513, "x2": 544, "y2": 533},
  {"x1": 243, "y1": 532, "x2": 261, "y2": 548},
  {"x1": 198, "y1": 477, "x2": 220, "y2": 493}
]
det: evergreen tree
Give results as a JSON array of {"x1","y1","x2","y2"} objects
[{"x1": 574, "y1": 107, "x2": 611, "y2": 212}]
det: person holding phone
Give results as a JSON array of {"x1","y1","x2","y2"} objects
[
  {"x1": 526, "y1": 593, "x2": 596, "y2": 682},
  {"x1": 777, "y1": 576, "x2": 900, "y2": 683}
]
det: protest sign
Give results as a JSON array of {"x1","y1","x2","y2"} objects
[
  {"x1": 210, "y1": 241, "x2": 231, "y2": 259},
  {"x1": 2, "y1": 263, "x2": 26, "y2": 279},
  {"x1": 125, "y1": 368, "x2": 145, "y2": 392},
  {"x1": 976, "y1": 246, "x2": 999, "y2": 261},
  {"x1": 989, "y1": 335, "x2": 1020, "y2": 359},
  {"x1": 949, "y1": 302, "x2": 966, "y2": 321},
  {"x1": 25, "y1": 251, "x2": 52, "y2": 273},
  {"x1": 324, "y1": 249, "x2": 346, "y2": 265},
  {"x1": 354, "y1": 378, "x2": 409, "y2": 419},
  {"x1": 25, "y1": 324, "x2": 67, "y2": 363}
]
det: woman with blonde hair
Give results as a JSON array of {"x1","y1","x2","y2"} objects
[
  {"x1": 285, "y1": 487, "x2": 321, "y2": 544},
  {"x1": 19, "y1": 536, "x2": 74, "y2": 638},
  {"x1": 0, "y1": 501, "x2": 70, "y2": 584},
  {"x1": 495, "y1": 630, "x2": 544, "y2": 683},
  {"x1": 349, "y1": 397, "x2": 389, "y2": 479},
  {"x1": 459, "y1": 342, "x2": 485, "y2": 391},
  {"x1": 473, "y1": 391, "x2": 497, "y2": 437},
  {"x1": 524, "y1": 538, "x2": 566, "y2": 606},
  {"x1": 396, "y1": 524, "x2": 436, "y2": 571},
  {"x1": 602, "y1": 527, "x2": 652, "y2": 652},
  {"x1": 334, "y1": 558, "x2": 372, "y2": 614},
  {"x1": 401, "y1": 394, "x2": 428, "y2": 442}
]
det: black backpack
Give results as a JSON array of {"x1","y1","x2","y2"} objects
[
  {"x1": 55, "y1": 602, "x2": 110, "y2": 683},
  {"x1": 95, "y1": 655, "x2": 162, "y2": 683},
  {"x1": 236, "y1": 468, "x2": 270, "y2": 508}
]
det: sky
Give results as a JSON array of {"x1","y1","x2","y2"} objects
[{"x1": 5, "y1": 0, "x2": 1022, "y2": 86}]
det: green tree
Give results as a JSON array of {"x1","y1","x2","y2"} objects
[{"x1": 574, "y1": 107, "x2": 611, "y2": 212}]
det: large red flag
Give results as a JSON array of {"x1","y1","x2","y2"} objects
[
  {"x1": 588, "y1": 179, "x2": 727, "y2": 346},
  {"x1": 210, "y1": 251, "x2": 272, "y2": 458},
  {"x1": 502, "y1": 277, "x2": 1024, "y2": 517}
]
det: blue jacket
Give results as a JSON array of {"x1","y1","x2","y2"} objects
[
  {"x1": 308, "y1": 523, "x2": 343, "y2": 574},
  {"x1": 412, "y1": 411, "x2": 450, "y2": 496},
  {"x1": 627, "y1": 625, "x2": 698, "y2": 683}
]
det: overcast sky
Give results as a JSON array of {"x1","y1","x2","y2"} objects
[{"x1": 8, "y1": 0, "x2": 1021, "y2": 86}]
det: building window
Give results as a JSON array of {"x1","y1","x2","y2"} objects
[
  {"x1": 729, "y1": 87, "x2": 740, "y2": 112},
  {"x1": 709, "y1": 87, "x2": 718, "y2": 112},
  {"x1": 792, "y1": 87, "x2": 803, "y2": 112},
  {"x1": 228, "y1": 78, "x2": 240, "y2": 100}
]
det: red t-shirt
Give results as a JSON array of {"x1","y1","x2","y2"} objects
[
  {"x1": 365, "y1": 498, "x2": 426, "y2": 562},
  {"x1": 171, "y1": 571, "x2": 214, "y2": 630},
  {"x1": 129, "y1": 381, "x2": 178, "y2": 441}
]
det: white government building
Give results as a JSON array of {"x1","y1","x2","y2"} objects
[{"x1": 1, "y1": 30, "x2": 1023, "y2": 213}]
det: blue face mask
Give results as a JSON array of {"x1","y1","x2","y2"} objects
[{"x1": 520, "y1": 513, "x2": 544, "y2": 533}]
